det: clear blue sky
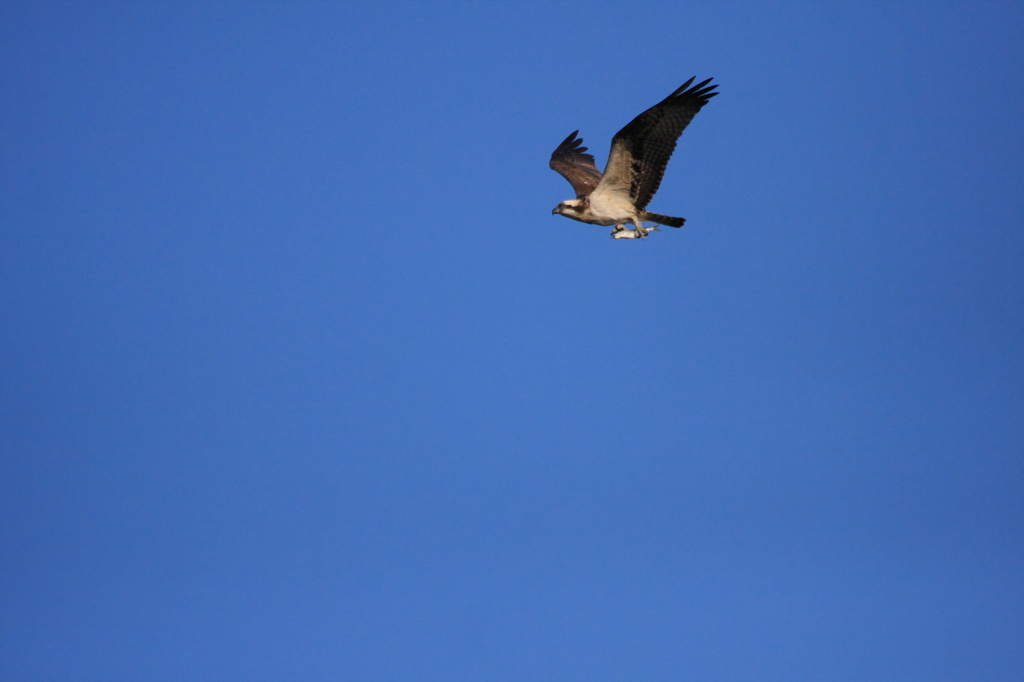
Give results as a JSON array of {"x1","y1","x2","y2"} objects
[{"x1": 2, "y1": 2, "x2": 1022, "y2": 680}]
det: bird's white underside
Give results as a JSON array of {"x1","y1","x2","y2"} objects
[{"x1": 586, "y1": 186, "x2": 638, "y2": 226}]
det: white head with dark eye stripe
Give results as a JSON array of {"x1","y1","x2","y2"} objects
[{"x1": 552, "y1": 198, "x2": 583, "y2": 217}]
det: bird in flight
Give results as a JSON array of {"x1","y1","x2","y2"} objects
[{"x1": 550, "y1": 77, "x2": 718, "y2": 240}]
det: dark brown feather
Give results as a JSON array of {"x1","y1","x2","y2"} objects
[
  {"x1": 549, "y1": 130, "x2": 603, "y2": 199},
  {"x1": 611, "y1": 78, "x2": 718, "y2": 210}
]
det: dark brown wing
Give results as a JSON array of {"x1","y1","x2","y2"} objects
[
  {"x1": 549, "y1": 130, "x2": 603, "y2": 199},
  {"x1": 610, "y1": 77, "x2": 718, "y2": 210}
]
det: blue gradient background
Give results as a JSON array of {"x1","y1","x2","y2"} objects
[{"x1": 2, "y1": 2, "x2": 1022, "y2": 680}]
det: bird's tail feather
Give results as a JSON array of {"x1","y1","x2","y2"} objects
[{"x1": 641, "y1": 212, "x2": 685, "y2": 228}]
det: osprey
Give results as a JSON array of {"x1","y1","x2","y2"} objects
[{"x1": 550, "y1": 77, "x2": 718, "y2": 239}]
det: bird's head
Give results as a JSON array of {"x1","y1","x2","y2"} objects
[{"x1": 552, "y1": 199, "x2": 583, "y2": 217}]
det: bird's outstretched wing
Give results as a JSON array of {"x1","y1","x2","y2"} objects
[
  {"x1": 598, "y1": 77, "x2": 718, "y2": 210},
  {"x1": 549, "y1": 130, "x2": 603, "y2": 199}
]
